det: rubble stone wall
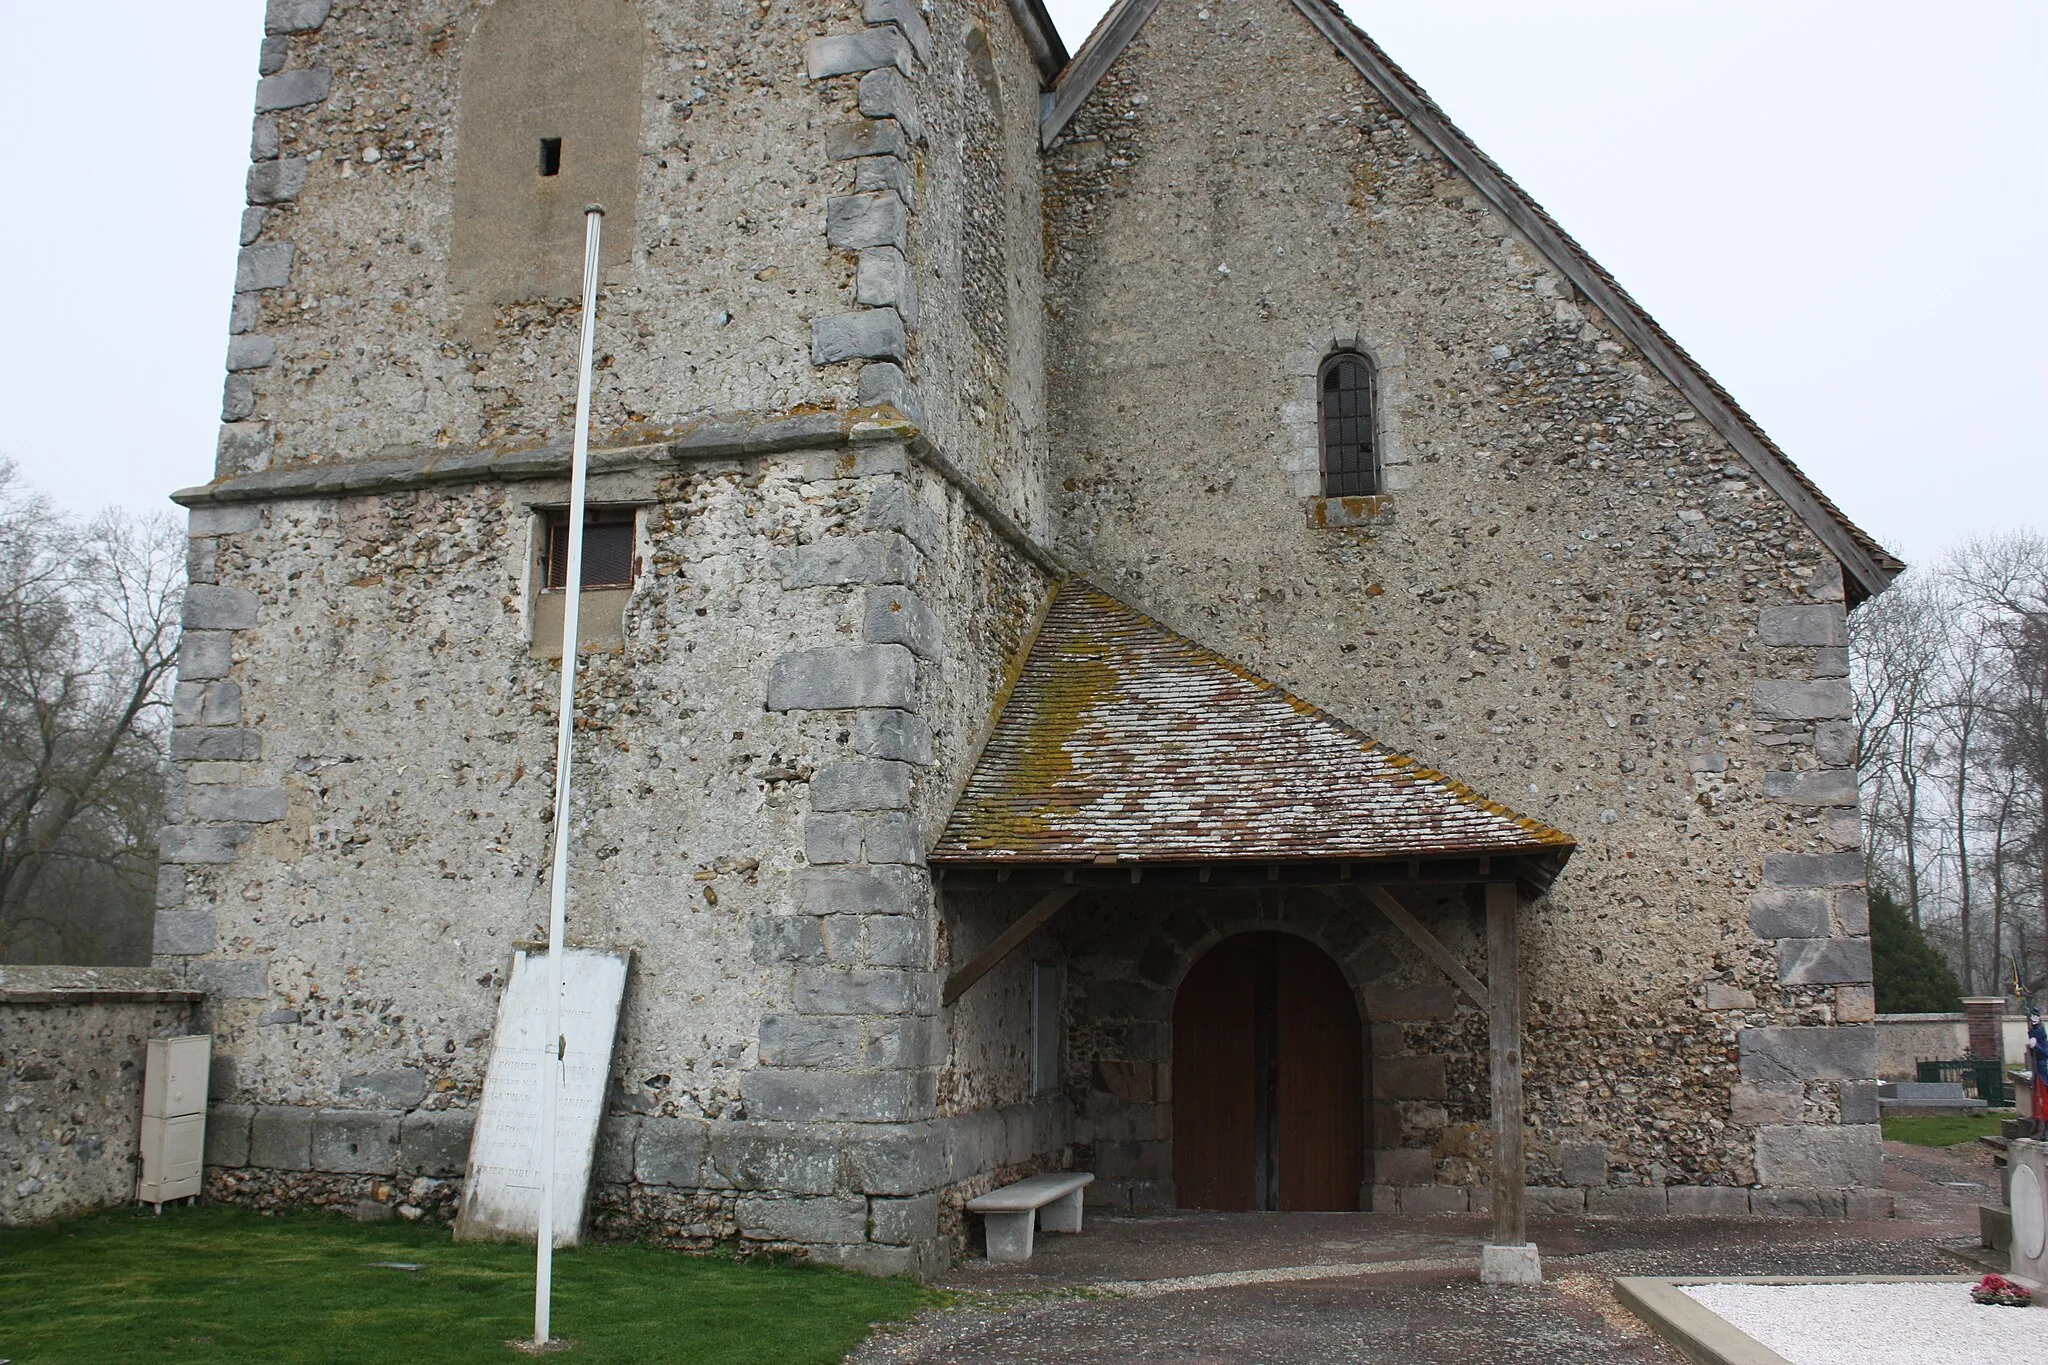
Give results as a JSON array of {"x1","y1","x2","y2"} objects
[
  {"x1": 0, "y1": 968, "x2": 201, "y2": 1225},
  {"x1": 1041, "y1": 0, "x2": 1880, "y2": 1210}
]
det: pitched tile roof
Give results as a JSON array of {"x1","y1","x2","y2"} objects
[{"x1": 931, "y1": 583, "x2": 1576, "y2": 866}]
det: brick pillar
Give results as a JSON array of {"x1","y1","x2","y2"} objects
[{"x1": 1965, "y1": 998, "x2": 2006, "y2": 1063}]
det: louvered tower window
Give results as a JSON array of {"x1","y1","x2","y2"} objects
[{"x1": 1319, "y1": 353, "x2": 1378, "y2": 497}]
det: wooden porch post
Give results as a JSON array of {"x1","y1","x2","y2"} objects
[{"x1": 1480, "y1": 879, "x2": 1540, "y2": 1285}]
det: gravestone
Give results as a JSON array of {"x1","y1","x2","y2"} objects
[{"x1": 454, "y1": 947, "x2": 629, "y2": 1246}]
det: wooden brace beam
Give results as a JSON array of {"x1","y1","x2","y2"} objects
[
  {"x1": 1361, "y1": 884, "x2": 1490, "y2": 1010},
  {"x1": 942, "y1": 888, "x2": 1079, "y2": 1006}
]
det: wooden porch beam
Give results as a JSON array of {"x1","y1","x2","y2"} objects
[
  {"x1": 941, "y1": 888, "x2": 1079, "y2": 1006},
  {"x1": 1482, "y1": 879, "x2": 1538, "y2": 1281},
  {"x1": 1360, "y1": 885, "x2": 1489, "y2": 1010}
]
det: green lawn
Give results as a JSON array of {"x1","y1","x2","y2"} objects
[
  {"x1": 0, "y1": 1206, "x2": 931, "y2": 1364},
  {"x1": 1881, "y1": 1112, "x2": 2011, "y2": 1148}
]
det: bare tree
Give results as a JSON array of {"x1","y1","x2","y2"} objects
[
  {"x1": 0, "y1": 459, "x2": 183, "y2": 964},
  {"x1": 1853, "y1": 575, "x2": 1943, "y2": 927}
]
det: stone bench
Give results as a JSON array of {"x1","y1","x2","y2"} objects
[{"x1": 967, "y1": 1172, "x2": 1094, "y2": 1262}]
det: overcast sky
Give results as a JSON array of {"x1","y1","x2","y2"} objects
[{"x1": 3, "y1": 0, "x2": 2039, "y2": 572}]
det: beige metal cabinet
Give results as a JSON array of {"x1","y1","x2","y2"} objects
[{"x1": 138, "y1": 1035, "x2": 210, "y2": 1209}]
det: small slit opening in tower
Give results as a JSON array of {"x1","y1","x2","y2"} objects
[{"x1": 539, "y1": 138, "x2": 563, "y2": 176}]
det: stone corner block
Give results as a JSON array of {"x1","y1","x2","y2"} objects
[
  {"x1": 804, "y1": 28, "x2": 912, "y2": 80},
  {"x1": 254, "y1": 67, "x2": 332, "y2": 112},
  {"x1": 1753, "y1": 1123, "x2": 1883, "y2": 1188},
  {"x1": 204, "y1": 1103, "x2": 255, "y2": 1168},
  {"x1": 249, "y1": 1104, "x2": 313, "y2": 1170},
  {"x1": 1738, "y1": 1025, "x2": 1876, "y2": 1083},
  {"x1": 863, "y1": 586, "x2": 940, "y2": 661},
  {"x1": 812, "y1": 309, "x2": 908, "y2": 366},
  {"x1": 310, "y1": 1109, "x2": 401, "y2": 1175},
  {"x1": 767, "y1": 644, "x2": 916, "y2": 712},
  {"x1": 265, "y1": 0, "x2": 333, "y2": 33},
  {"x1": 397, "y1": 1109, "x2": 474, "y2": 1177},
  {"x1": 1776, "y1": 937, "x2": 1872, "y2": 986}
]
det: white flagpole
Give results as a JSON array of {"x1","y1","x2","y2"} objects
[{"x1": 536, "y1": 203, "x2": 605, "y2": 1350}]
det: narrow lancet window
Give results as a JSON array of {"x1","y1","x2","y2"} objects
[{"x1": 1319, "y1": 353, "x2": 1378, "y2": 497}]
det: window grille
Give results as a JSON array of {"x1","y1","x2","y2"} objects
[
  {"x1": 542, "y1": 511, "x2": 637, "y2": 591},
  {"x1": 1319, "y1": 353, "x2": 1377, "y2": 497}
]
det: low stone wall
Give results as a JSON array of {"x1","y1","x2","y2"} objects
[
  {"x1": 201, "y1": 1093, "x2": 1071, "y2": 1271},
  {"x1": 1, "y1": 966, "x2": 202, "y2": 1225},
  {"x1": 1875, "y1": 1013, "x2": 1967, "y2": 1080}
]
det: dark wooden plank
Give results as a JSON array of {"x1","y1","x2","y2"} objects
[
  {"x1": 1172, "y1": 936, "x2": 1258, "y2": 1211},
  {"x1": 1276, "y1": 935, "x2": 1364, "y2": 1212},
  {"x1": 1486, "y1": 881, "x2": 1527, "y2": 1247},
  {"x1": 941, "y1": 888, "x2": 1078, "y2": 1006}
]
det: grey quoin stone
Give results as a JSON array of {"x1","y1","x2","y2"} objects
[
  {"x1": 803, "y1": 28, "x2": 912, "y2": 79},
  {"x1": 1762, "y1": 851, "x2": 1865, "y2": 888},
  {"x1": 1755, "y1": 1124, "x2": 1883, "y2": 1188},
  {"x1": 813, "y1": 309, "x2": 909, "y2": 366},
  {"x1": 709, "y1": 1123, "x2": 838, "y2": 1193},
  {"x1": 794, "y1": 967, "x2": 934, "y2": 1016},
  {"x1": 1757, "y1": 605, "x2": 1848, "y2": 648},
  {"x1": 160, "y1": 824, "x2": 251, "y2": 864},
  {"x1": 853, "y1": 708, "x2": 933, "y2": 764},
  {"x1": 245, "y1": 157, "x2": 308, "y2": 205},
  {"x1": 863, "y1": 0, "x2": 932, "y2": 60},
  {"x1": 759, "y1": 1015, "x2": 862, "y2": 1069},
  {"x1": 766, "y1": 644, "x2": 915, "y2": 711},
  {"x1": 857, "y1": 362, "x2": 926, "y2": 425},
  {"x1": 1814, "y1": 721, "x2": 1858, "y2": 767},
  {"x1": 222, "y1": 374, "x2": 256, "y2": 422},
  {"x1": 864, "y1": 914, "x2": 929, "y2": 966},
  {"x1": 1666, "y1": 1186, "x2": 1751, "y2": 1216},
  {"x1": 226, "y1": 335, "x2": 278, "y2": 371},
  {"x1": 258, "y1": 35, "x2": 288, "y2": 75},
  {"x1": 862, "y1": 812, "x2": 923, "y2": 867},
  {"x1": 250, "y1": 115, "x2": 280, "y2": 161},
  {"x1": 1763, "y1": 770, "x2": 1859, "y2": 807},
  {"x1": 1839, "y1": 1080, "x2": 1880, "y2": 1125},
  {"x1": 804, "y1": 813, "x2": 862, "y2": 865},
  {"x1": 1777, "y1": 937, "x2": 1873, "y2": 985},
  {"x1": 254, "y1": 67, "x2": 332, "y2": 112},
  {"x1": 235, "y1": 242, "x2": 294, "y2": 292},
  {"x1": 240, "y1": 207, "x2": 267, "y2": 245},
  {"x1": 183, "y1": 585, "x2": 260, "y2": 632},
  {"x1": 634, "y1": 1116, "x2": 711, "y2": 1186},
  {"x1": 854, "y1": 156, "x2": 915, "y2": 210},
  {"x1": 265, "y1": 0, "x2": 333, "y2": 32},
  {"x1": 824, "y1": 118, "x2": 907, "y2": 161},
  {"x1": 311, "y1": 1110, "x2": 400, "y2": 1174},
  {"x1": 856, "y1": 248, "x2": 918, "y2": 324},
  {"x1": 824, "y1": 193, "x2": 908, "y2": 251},
  {"x1": 1835, "y1": 889, "x2": 1871, "y2": 935},
  {"x1": 870, "y1": 1192, "x2": 939, "y2": 1244},
  {"x1": 736, "y1": 1194, "x2": 868, "y2": 1244},
  {"x1": 752, "y1": 916, "x2": 826, "y2": 966},
  {"x1": 190, "y1": 506, "x2": 261, "y2": 536},
  {"x1": 206, "y1": 1105, "x2": 254, "y2": 1167},
  {"x1": 187, "y1": 786, "x2": 288, "y2": 823},
  {"x1": 230, "y1": 290, "x2": 263, "y2": 334},
  {"x1": 1750, "y1": 679, "x2": 1855, "y2": 722},
  {"x1": 863, "y1": 587, "x2": 940, "y2": 660},
  {"x1": 783, "y1": 533, "x2": 915, "y2": 588},
  {"x1": 153, "y1": 910, "x2": 217, "y2": 956},
  {"x1": 249, "y1": 1105, "x2": 312, "y2": 1169},
  {"x1": 1747, "y1": 888, "x2": 1831, "y2": 939},
  {"x1": 810, "y1": 760, "x2": 913, "y2": 812},
  {"x1": 398, "y1": 1110, "x2": 473, "y2": 1176},
  {"x1": 170, "y1": 728, "x2": 261, "y2": 762},
  {"x1": 794, "y1": 865, "x2": 923, "y2": 917},
  {"x1": 1738, "y1": 1025, "x2": 1877, "y2": 1083},
  {"x1": 740, "y1": 1070, "x2": 926, "y2": 1124},
  {"x1": 858, "y1": 69, "x2": 922, "y2": 144}
]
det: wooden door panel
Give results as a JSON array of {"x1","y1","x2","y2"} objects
[
  {"x1": 1171, "y1": 942, "x2": 1257, "y2": 1210},
  {"x1": 1275, "y1": 935, "x2": 1364, "y2": 1211}
]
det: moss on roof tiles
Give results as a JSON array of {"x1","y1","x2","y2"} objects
[{"x1": 932, "y1": 582, "x2": 1576, "y2": 864}]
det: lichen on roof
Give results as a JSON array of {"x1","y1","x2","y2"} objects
[{"x1": 931, "y1": 582, "x2": 1576, "y2": 865}]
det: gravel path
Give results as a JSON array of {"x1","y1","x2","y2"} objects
[{"x1": 1680, "y1": 1283, "x2": 2048, "y2": 1365}]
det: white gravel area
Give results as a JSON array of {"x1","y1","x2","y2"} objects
[{"x1": 1681, "y1": 1282, "x2": 2048, "y2": 1365}]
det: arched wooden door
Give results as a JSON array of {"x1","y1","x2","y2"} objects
[{"x1": 1171, "y1": 932, "x2": 1364, "y2": 1211}]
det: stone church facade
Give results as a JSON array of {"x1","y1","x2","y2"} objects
[{"x1": 159, "y1": 0, "x2": 1898, "y2": 1272}]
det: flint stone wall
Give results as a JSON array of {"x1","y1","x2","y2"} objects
[
  {"x1": 0, "y1": 967, "x2": 201, "y2": 1225},
  {"x1": 1042, "y1": 0, "x2": 1876, "y2": 1205}
]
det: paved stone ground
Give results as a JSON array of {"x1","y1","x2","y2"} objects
[{"x1": 849, "y1": 1142, "x2": 1990, "y2": 1363}]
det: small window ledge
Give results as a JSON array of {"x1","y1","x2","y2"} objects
[{"x1": 1306, "y1": 495, "x2": 1393, "y2": 530}]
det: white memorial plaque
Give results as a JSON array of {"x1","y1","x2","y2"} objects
[{"x1": 455, "y1": 947, "x2": 628, "y2": 1246}]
